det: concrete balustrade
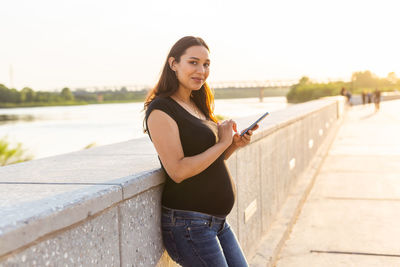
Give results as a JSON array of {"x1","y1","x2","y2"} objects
[{"x1": 0, "y1": 97, "x2": 346, "y2": 266}]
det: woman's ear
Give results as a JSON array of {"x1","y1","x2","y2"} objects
[{"x1": 168, "y1": 57, "x2": 176, "y2": 71}]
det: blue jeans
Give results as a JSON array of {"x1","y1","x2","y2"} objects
[{"x1": 161, "y1": 206, "x2": 249, "y2": 267}]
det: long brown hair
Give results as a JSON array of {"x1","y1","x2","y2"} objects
[{"x1": 143, "y1": 36, "x2": 217, "y2": 133}]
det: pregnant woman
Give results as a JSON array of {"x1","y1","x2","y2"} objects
[{"x1": 144, "y1": 36, "x2": 258, "y2": 266}]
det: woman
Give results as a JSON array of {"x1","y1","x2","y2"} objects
[{"x1": 144, "y1": 36, "x2": 258, "y2": 266}]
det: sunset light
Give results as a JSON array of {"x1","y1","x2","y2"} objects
[{"x1": 1, "y1": 0, "x2": 399, "y2": 90}]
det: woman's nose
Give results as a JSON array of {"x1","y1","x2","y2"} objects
[{"x1": 197, "y1": 65, "x2": 206, "y2": 74}]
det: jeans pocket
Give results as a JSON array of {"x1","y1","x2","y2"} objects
[
  {"x1": 187, "y1": 224, "x2": 215, "y2": 242},
  {"x1": 162, "y1": 229, "x2": 181, "y2": 262}
]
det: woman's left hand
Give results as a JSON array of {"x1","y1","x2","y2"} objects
[{"x1": 232, "y1": 124, "x2": 259, "y2": 148}]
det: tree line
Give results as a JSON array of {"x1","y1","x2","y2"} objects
[
  {"x1": 287, "y1": 71, "x2": 399, "y2": 103},
  {"x1": 0, "y1": 85, "x2": 76, "y2": 104},
  {"x1": 0, "y1": 84, "x2": 290, "y2": 108},
  {"x1": 0, "y1": 85, "x2": 148, "y2": 107}
]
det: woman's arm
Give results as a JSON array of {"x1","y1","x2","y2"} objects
[
  {"x1": 223, "y1": 143, "x2": 239, "y2": 160},
  {"x1": 147, "y1": 109, "x2": 233, "y2": 183}
]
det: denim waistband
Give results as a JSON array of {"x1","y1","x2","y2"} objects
[{"x1": 162, "y1": 206, "x2": 226, "y2": 223}]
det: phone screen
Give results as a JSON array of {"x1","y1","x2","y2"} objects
[{"x1": 240, "y1": 112, "x2": 269, "y2": 136}]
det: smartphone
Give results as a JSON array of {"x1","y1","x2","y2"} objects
[{"x1": 240, "y1": 111, "x2": 269, "y2": 136}]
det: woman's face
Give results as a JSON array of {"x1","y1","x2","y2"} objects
[{"x1": 170, "y1": 45, "x2": 210, "y2": 92}]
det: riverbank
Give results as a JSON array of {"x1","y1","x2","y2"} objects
[{"x1": 0, "y1": 99, "x2": 143, "y2": 109}]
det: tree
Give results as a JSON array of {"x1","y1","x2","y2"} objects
[
  {"x1": 9, "y1": 88, "x2": 21, "y2": 103},
  {"x1": 387, "y1": 72, "x2": 398, "y2": 84},
  {"x1": 20, "y1": 87, "x2": 36, "y2": 103},
  {"x1": 351, "y1": 70, "x2": 378, "y2": 89},
  {"x1": 299, "y1": 76, "x2": 310, "y2": 85},
  {"x1": 61, "y1": 87, "x2": 75, "y2": 101},
  {"x1": 0, "y1": 84, "x2": 21, "y2": 103},
  {"x1": 0, "y1": 84, "x2": 9, "y2": 103}
]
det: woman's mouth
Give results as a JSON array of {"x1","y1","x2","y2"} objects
[{"x1": 192, "y1": 78, "x2": 203, "y2": 83}]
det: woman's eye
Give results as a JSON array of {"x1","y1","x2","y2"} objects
[{"x1": 189, "y1": 61, "x2": 209, "y2": 68}]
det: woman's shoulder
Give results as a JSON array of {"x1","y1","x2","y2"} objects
[
  {"x1": 148, "y1": 96, "x2": 171, "y2": 107},
  {"x1": 146, "y1": 97, "x2": 176, "y2": 119}
]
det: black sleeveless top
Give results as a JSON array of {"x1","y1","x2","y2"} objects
[{"x1": 145, "y1": 96, "x2": 236, "y2": 217}]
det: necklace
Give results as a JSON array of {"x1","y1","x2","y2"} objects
[{"x1": 173, "y1": 95, "x2": 204, "y2": 120}]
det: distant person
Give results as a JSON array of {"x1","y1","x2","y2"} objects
[
  {"x1": 374, "y1": 88, "x2": 381, "y2": 112},
  {"x1": 340, "y1": 87, "x2": 351, "y2": 105},
  {"x1": 341, "y1": 87, "x2": 352, "y2": 106},
  {"x1": 362, "y1": 90, "x2": 367, "y2": 105},
  {"x1": 340, "y1": 87, "x2": 346, "y2": 97},
  {"x1": 367, "y1": 90, "x2": 372, "y2": 104},
  {"x1": 143, "y1": 36, "x2": 258, "y2": 266},
  {"x1": 346, "y1": 90, "x2": 352, "y2": 106}
]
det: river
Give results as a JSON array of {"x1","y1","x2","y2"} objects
[{"x1": 0, "y1": 97, "x2": 288, "y2": 160}]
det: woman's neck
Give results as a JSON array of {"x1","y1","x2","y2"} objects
[{"x1": 173, "y1": 88, "x2": 192, "y2": 104}]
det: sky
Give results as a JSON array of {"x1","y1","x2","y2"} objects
[{"x1": 1, "y1": 0, "x2": 399, "y2": 91}]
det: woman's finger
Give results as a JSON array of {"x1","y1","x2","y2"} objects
[
  {"x1": 232, "y1": 121, "x2": 238, "y2": 133},
  {"x1": 251, "y1": 124, "x2": 259, "y2": 131}
]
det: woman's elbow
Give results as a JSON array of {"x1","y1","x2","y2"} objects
[
  {"x1": 162, "y1": 159, "x2": 188, "y2": 183},
  {"x1": 166, "y1": 167, "x2": 185, "y2": 184},
  {"x1": 169, "y1": 173, "x2": 186, "y2": 184}
]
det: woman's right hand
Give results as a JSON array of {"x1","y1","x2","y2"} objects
[{"x1": 217, "y1": 119, "x2": 236, "y2": 147}]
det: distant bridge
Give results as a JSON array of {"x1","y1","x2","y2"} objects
[
  {"x1": 209, "y1": 79, "x2": 298, "y2": 89},
  {"x1": 72, "y1": 79, "x2": 298, "y2": 92}
]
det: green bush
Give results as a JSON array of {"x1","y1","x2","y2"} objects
[
  {"x1": 286, "y1": 77, "x2": 347, "y2": 103},
  {"x1": 287, "y1": 71, "x2": 400, "y2": 103},
  {"x1": 0, "y1": 136, "x2": 33, "y2": 166}
]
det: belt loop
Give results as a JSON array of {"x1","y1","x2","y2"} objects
[
  {"x1": 170, "y1": 210, "x2": 176, "y2": 225},
  {"x1": 209, "y1": 216, "x2": 214, "y2": 228}
]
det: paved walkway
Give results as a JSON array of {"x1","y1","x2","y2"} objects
[{"x1": 276, "y1": 100, "x2": 400, "y2": 266}]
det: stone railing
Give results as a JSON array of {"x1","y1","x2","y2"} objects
[{"x1": 0, "y1": 97, "x2": 346, "y2": 266}]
